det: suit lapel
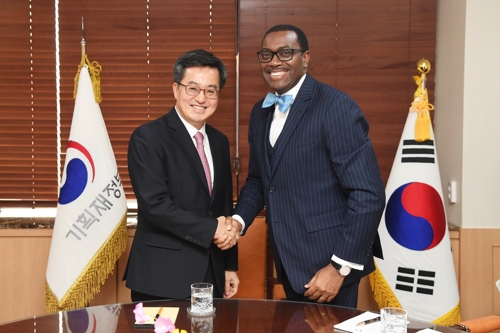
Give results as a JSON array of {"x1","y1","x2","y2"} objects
[
  {"x1": 166, "y1": 109, "x2": 211, "y2": 196},
  {"x1": 270, "y1": 74, "x2": 314, "y2": 178}
]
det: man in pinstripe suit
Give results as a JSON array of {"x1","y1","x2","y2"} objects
[{"x1": 229, "y1": 24, "x2": 386, "y2": 307}]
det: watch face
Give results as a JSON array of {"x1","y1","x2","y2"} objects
[{"x1": 339, "y1": 266, "x2": 351, "y2": 276}]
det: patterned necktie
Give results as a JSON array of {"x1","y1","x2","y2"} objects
[
  {"x1": 262, "y1": 92, "x2": 294, "y2": 113},
  {"x1": 194, "y1": 132, "x2": 212, "y2": 195}
]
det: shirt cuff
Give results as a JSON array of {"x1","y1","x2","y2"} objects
[
  {"x1": 331, "y1": 254, "x2": 364, "y2": 271},
  {"x1": 232, "y1": 214, "x2": 246, "y2": 235}
]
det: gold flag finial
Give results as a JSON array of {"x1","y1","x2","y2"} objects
[
  {"x1": 417, "y1": 58, "x2": 431, "y2": 75},
  {"x1": 410, "y1": 58, "x2": 434, "y2": 142}
]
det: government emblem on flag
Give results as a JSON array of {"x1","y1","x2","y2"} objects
[{"x1": 369, "y1": 59, "x2": 460, "y2": 325}]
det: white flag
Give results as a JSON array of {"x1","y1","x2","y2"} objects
[
  {"x1": 46, "y1": 60, "x2": 127, "y2": 312},
  {"x1": 370, "y1": 89, "x2": 460, "y2": 325}
]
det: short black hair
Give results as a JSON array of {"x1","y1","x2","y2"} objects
[
  {"x1": 262, "y1": 24, "x2": 309, "y2": 51},
  {"x1": 173, "y1": 49, "x2": 227, "y2": 90}
]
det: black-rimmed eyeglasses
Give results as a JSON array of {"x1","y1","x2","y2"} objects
[
  {"x1": 176, "y1": 82, "x2": 219, "y2": 99},
  {"x1": 257, "y1": 49, "x2": 307, "y2": 63}
]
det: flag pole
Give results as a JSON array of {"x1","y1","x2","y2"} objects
[
  {"x1": 81, "y1": 17, "x2": 86, "y2": 57},
  {"x1": 417, "y1": 58, "x2": 430, "y2": 92},
  {"x1": 73, "y1": 18, "x2": 102, "y2": 104}
]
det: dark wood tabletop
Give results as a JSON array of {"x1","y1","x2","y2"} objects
[{"x1": 0, "y1": 299, "x2": 462, "y2": 333}]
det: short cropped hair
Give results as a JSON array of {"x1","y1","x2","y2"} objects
[
  {"x1": 262, "y1": 24, "x2": 309, "y2": 51},
  {"x1": 173, "y1": 49, "x2": 227, "y2": 90}
]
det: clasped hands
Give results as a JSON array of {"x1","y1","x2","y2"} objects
[{"x1": 213, "y1": 216, "x2": 242, "y2": 250}]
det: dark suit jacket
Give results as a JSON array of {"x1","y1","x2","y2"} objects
[
  {"x1": 235, "y1": 74, "x2": 385, "y2": 294},
  {"x1": 123, "y1": 108, "x2": 237, "y2": 299}
]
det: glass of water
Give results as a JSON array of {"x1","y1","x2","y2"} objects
[
  {"x1": 188, "y1": 283, "x2": 215, "y2": 316},
  {"x1": 381, "y1": 307, "x2": 407, "y2": 333}
]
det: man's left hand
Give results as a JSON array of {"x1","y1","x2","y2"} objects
[
  {"x1": 223, "y1": 271, "x2": 240, "y2": 298},
  {"x1": 303, "y1": 263, "x2": 344, "y2": 303}
]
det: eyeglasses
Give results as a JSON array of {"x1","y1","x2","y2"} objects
[
  {"x1": 176, "y1": 82, "x2": 219, "y2": 99},
  {"x1": 257, "y1": 49, "x2": 307, "y2": 63}
]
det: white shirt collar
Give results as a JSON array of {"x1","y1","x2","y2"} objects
[
  {"x1": 175, "y1": 107, "x2": 207, "y2": 139},
  {"x1": 278, "y1": 73, "x2": 307, "y2": 99}
]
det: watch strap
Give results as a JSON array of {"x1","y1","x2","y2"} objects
[{"x1": 331, "y1": 260, "x2": 342, "y2": 270}]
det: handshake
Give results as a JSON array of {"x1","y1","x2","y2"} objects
[{"x1": 213, "y1": 216, "x2": 242, "y2": 250}]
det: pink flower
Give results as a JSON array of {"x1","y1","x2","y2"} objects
[
  {"x1": 154, "y1": 316, "x2": 176, "y2": 333},
  {"x1": 133, "y1": 303, "x2": 152, "y2": 324}
]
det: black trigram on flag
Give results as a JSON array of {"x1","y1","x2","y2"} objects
[
  {"x1": 401, "y1": 140, "x2": 435, "y2": 163},
  {"x1": 395, "y1": 267, "x2": 436, "y2": 295}
]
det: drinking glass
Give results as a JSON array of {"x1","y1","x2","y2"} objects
[
  {"x1": 381, "y1": 307, "x2": 407, "y2": 333},
  {"x1": 188, "y1": 283, "x2": 215, "y2": 316}
]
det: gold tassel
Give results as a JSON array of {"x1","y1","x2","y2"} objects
[
  {"x1": 73, "y1": 54, "x2": 102, "y2": 104},
  {"x1": 45, "y1": 212, "x2": 128, "y2": 313},
  {"x1": 433, "y1": 302, "x2": 461, "y2": 326},
  {"x1": 410, "y1": 74, "x2": 434, "y2": 142},
  {"x1": 369, "y1": 262, "x2": 461, "y2": 326},
  {"x1": 368, "y1": 262, "x2": 403, "y2": 309}
]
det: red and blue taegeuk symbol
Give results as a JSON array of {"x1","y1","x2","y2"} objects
[
  {"x1": 58, "y1": 141, "x2": 95, "y2": 205},
  {"x1": 385, "y1": 182, "x2": 446, "y2": 251}
]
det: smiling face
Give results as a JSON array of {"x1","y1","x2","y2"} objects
[
  {"x1": 260, "y1": 30, "x2": 310, "y2": 95},
  {"x1": 173, "y1": 66, "x2": 220, "y2": 130}
]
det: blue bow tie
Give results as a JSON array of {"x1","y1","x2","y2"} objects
[{"x1": 262, "y1": 92, "x2": 294, "y2": 113}]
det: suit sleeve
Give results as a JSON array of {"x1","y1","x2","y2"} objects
[
  {"x1": 323, "y1": 92, "x2": 386, "y2": 264},
  {"x1": 234, "y1": 104, "x2": 266, "y2": 233},
  {"x1": 128, "y1": 125, "x2": 217, "y2": 249}
]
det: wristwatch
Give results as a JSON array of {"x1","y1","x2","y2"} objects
[{"x1": 331, "y1": 260, "x2": 351, "y2": 277}]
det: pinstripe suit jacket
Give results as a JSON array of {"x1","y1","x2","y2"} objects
[{"x1": 235, "y1": 74, "x2": 385, "y2": 293}]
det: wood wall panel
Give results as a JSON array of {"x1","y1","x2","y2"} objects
[
  {"x1": 494, "y1": 247, "x2": 500, "y2": 316},
  {"x1": 0, "y1": 230, "x2": 52, "y2": 324},
  {"x1": 460, "y1": 228, "x2": 500, "y2": 320}
]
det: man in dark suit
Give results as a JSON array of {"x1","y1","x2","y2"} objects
[
  {"x1": 230, "y1": 24, "x2": 386, "y2": 307},
  {"x1": 123, "y1": 49, "x2": 239, "y2": 302}
]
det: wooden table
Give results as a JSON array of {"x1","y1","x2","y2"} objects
[{"x1": 0, "y1": 299, "x2": 462, "y2": 333}]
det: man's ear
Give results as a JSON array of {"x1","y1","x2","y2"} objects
[
  {"x1": 302, "y1": 50, "x2": 310, "y2": 69},
  {"x1": 172, "y1": 82, "x2": 179, "y2": 99}
]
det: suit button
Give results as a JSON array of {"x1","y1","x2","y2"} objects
[
  {"x1": 209, "y1": 211, "x2": 213, "y2": 216},
  {"x1": 270, "y1": 187, "x2": 275, "y2": 193},
  {"x1": 185, "y1": 235, "x2": 189, "y2": 240}
]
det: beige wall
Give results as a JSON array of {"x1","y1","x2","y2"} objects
[
  {"x1": 434, "y1": 0, "x2": 466, "y2": 228},
  {"x1": 436, "y1": 0, "x2": 500, "y2": 229},
  {"x1": 435, "y1": 0, "x2": 500, "y2": 321}
]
